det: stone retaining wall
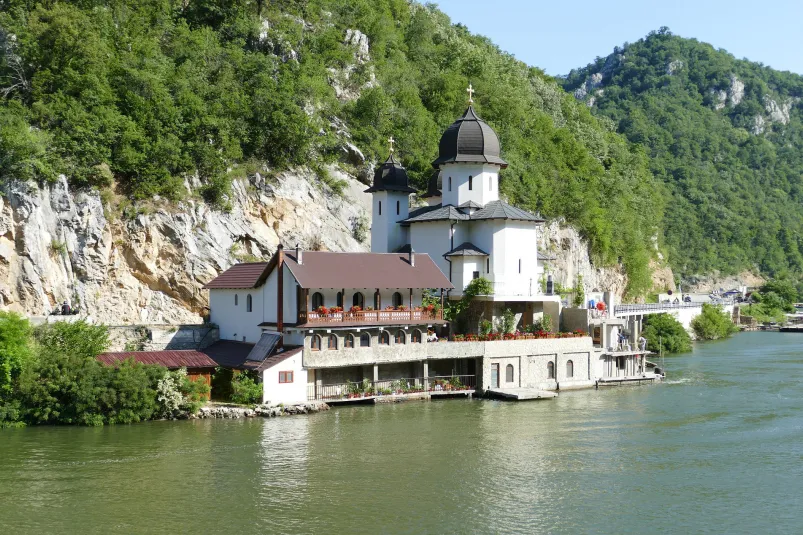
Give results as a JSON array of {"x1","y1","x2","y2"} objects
[{"x1": 196, "y1": 401, "x2": 329, "y2": 419}]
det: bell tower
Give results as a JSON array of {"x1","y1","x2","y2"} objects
[{"x1": 365, "y1": 137, "x2": 416, "y2": 253}]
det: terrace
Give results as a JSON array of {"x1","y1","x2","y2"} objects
[
  {"x1": 298, "y1": 305, "x2": 443, "y2": 326},
  {"x1": 307, "y1": 375, "x2": 476, "y2": 402}
]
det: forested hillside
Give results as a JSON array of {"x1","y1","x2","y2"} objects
[
  {"x1": 564, "y1": 28, "x2": 803, "y2": 280},
  {"x1": 0, "y1": 0, "x2": 662, "y2": 296}
]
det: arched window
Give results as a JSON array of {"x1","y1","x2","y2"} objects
[
  {"x1": 352, "y1": 292, "x2": 364, "y2": 309},
  {"x1": 312, "y1": 292, "x2": 324, "y2": 310},
  {"x1": 246, "y1": 294, "x2": 252, "y2": 312},
  {"x1": 336, "y1": 292, "x2": 343, "y2": 308},
  {"x1": 379, "y1": 331, "x2": 390, "y2": 345},
  {"x1": 468, "y1": 175, "x2": 473, "y2": 190},
  {"x1": 547, "y1": 361, "x2": 555, "y2": 379},
  {"x1": 392, "y1": 292, "x2": 403, "y2": 308},
  {"x1": 412, "y1": 329, "x2": 422, "y2": 343},
  {"x1": 360, "y1": 333, "x2": 371, "y2": 347},
  {"x1": 328, "y1": 334, "x2": 338, "y2": 350},
  {"x1": 234, "y1": 294, "x2": 238, "y2": 306},
  {"x1": 506, "y1": 364, "x2": 514, "y2": 383},
  {"x1": 567, "y1": 360, "x2": 574, "y2": 378},
  {"x1": 396, "y1": 200, "x2": 400, "y2": 215},
  {"x1": 344, "y1": 334, "x2": 355, "y2": 348},
  {"x1": 448, "y1": 177, "x2": 452, "y2": 191},
  {"x1": 311, "y1": 335, "x2": 322, "y2": 351},
  {"x1": 395, "y1": 330, "x2": 405, "y2": 344},
  {"x1": 486, "y1": 258, "x2": 490, "y2": 273},
  {"x1": 378, "y1": 200, "x2": 382, "y2": 215},
  {"x1": 374, "y1": 291, "x2": 380, "y2": 310}
]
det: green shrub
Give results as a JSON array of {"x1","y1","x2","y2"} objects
[
  {"x1": 231, "y1": 371, "x2": 262, "y2": 405},
  {"x1": 641, "y1": 313, "x2": 692, "y2": 354},
  {"x1": 691, "y1": 304, "x2": 739, "y2": 341}
]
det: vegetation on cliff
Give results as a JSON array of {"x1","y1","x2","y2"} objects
[
  {"x1": 0, "y1": 0, "x2": 663, "y2": 295},
  {"x1": 564, "y1": 28, "x2": 803, "y2": 281}
]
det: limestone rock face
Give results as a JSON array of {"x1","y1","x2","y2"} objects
[{"x1": 0, "y1": 168, "x2": 370, "y2": 325}]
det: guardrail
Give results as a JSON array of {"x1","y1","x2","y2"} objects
[
  {"x1": 307, "y1": 375, "x2": 476, "y2": 401},
  {"x1": 614, "y1": 300, "x2": 733, "y2": 315}
]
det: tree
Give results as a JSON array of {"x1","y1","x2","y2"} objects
[
  {"x1": 0, "y1": 311, "x2": 33, "y2": 426},
  {"x1": 641, "y1": 313, "x2": 692, "y2": 354},
  {"x1": 691, "y1": 304, "x2": 739, "y2": 341}
]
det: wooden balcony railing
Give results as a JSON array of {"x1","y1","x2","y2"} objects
[{"x1": 298, "y1": 308, "x2": 442, "y2": 325}]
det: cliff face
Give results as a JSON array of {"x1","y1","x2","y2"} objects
[{"x1": 0, "y1": 168, "x2": 370, "y2": 324}]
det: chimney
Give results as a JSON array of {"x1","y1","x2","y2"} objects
[
  {"x1": 296, "y1": 243, "x2": 302, "y2": 265},
  {"x1": 409, "y1": 249, "x2": 415, "y2": 267}
]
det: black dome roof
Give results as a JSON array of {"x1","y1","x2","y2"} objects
[
  {"x1": 432, "y1": 106, "x2": 507, "y2": 168},
  {"x1": 364, "y1": 153, "x2": 417, "y2": 194},
  {"x1": 421, "y1": 170, "x2": 442, "y2": 198}
]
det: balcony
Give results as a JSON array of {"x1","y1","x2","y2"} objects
[
  {"x1": 298, "y1": 307, "x2": 443, "y2": 326},
  {"x1": 307, "y1": 375, "x2": 476, "y2": 402}
]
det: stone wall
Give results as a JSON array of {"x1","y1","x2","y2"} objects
[{"x1": 107, "y1": 324, "x2": 219, "y2": 352}]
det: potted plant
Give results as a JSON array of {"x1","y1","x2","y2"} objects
[{"x1": 316, "y1": 305, "x2": 329, "y2": 316}]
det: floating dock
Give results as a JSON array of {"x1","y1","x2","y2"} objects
[{"x1": 486, "y1": 388, "x2": 558, "y2": 401}]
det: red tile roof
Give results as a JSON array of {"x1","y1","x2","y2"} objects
[
  {"x1": 97, "y1": 350, "x2": 218, "y2": 369},
  {"x1": 203, "y1": 262, "x2": 269, "y2": 289}
]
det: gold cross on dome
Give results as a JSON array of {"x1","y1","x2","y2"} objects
[
  {"x1": 467, "y1": 83, "x2": 475, "y2": 104},
  {"x1": 388, "y1": 136, "x2": 395, "y2": 154}
]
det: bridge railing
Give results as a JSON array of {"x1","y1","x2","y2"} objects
[{"x1": 614, "y1": 301, "x2": 732, "y2": 315}]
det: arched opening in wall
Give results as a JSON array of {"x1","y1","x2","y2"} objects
[
  {"x1": 378, "y1": 200, "x2": 382, "y2": 216},
  {"x1": 412, "y1": 329, "x2": 422, "y2": 343},
  {"x1": 336, "y1": 292, "x2": 343, "y2": 308},
  {"x1": 311, "y1": 335, "x2": 322, "y2": 351},
  {"x1": 547, "y1": 361, "x2": 555, "y2": 379},
  {"x1": 392, "y1": 292, "x2": 403, "y2": 307},
  {"x1": 468, "y1": 175, "x2": 473, "y2": 190},
  {"x1": 328, "y1": 334, "x2": 338, "y2": 350},
  {"x1": 395, "y1": 330, "x2": 405, "y2": 344},
  {"x1": 379, "y1": 331, "x2": 390, "y2": 345},
  {"x1": 486, "y1": 258, "x2": 490, "y2": 273},
  {"x1": 234, "y1": 294, "x2": 238, "y2": 306},
  {"x1": 360, "y1": 333, "x2": 371, "y2": 347},
  {"x1": 344, "y1": 334, "x2": 355, "y2": 348},
  {"x1": 567, "y1": 360, "x2": 574, "y2": 378},
  {"x1": 312, "y1": 292, "x2": 324, "y2": 310},
  {"x1": 506, "y1": 364, "x2": 514, "y2": 383},
  {"x1": 246, "y1": 294, "x2": 252, "y2": 312},
  {"x1": 396, "y1": 200, "x2": 400, "y2": 215},
  {"x1": 352, "y1": 292, "x2": 364, "y2": 309},
  {"x1": 448, "y1": 177, "x2": 452, "y2": 191}
]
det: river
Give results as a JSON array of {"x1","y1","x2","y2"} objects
[{"x1": 1, "y1": 331, "x2": 801, "y2": 534}]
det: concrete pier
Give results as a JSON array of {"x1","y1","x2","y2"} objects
[{"x1": 486, "y1": 388, "x2": 558, "y2": 401}]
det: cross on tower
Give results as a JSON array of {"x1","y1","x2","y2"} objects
[
  {"x1": 388, "y1": 136, "x2": 395, "y2": 154},
  {"x1": 466, "y1": 83, "x2": 475, "y2": 104}
]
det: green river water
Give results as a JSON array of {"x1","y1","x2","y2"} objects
[{"x1": 1, "y1": 331, "x2": 802, "y2": 534}]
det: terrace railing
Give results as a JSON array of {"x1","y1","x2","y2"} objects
[
  {"x1": 299, "y1": 308, "x2": 442, "y2": 325},
  {"x1": 307, "y1": 375, "x2": 476, "y2": 401}
]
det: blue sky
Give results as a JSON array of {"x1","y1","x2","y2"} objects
[{"x1": 432, "y1": 0, "x2": 803, "y2": 75}]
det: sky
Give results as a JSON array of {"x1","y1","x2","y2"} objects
[{"x1": 432, "y1": 0, "x2": 803, "y2": 76}]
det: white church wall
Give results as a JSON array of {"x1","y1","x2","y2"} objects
[
  {"x1": 209, "y1": 288, "x2": 264, "y2": 343},
  {"x1": 370, "y1": 190, "x2": 410, "y2": 253},
  {"x1": 440, "y1": 163, "x2": 501, "y2": 207},
  {"x1": 492, "y1": 221, "x2": 540, "y2": 297},
  {"x1": 410, "y1": 221, "x2": 452, "y2": 280}
]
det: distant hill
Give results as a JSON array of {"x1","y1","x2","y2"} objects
[{"x1": 563, "y1": 28, "x2": 803, "y2": 280}]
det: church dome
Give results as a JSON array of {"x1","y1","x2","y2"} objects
[
  {"x1": 432, "y1": 106, "x2": 508, "y2": 168},
  {"x1": 364, "y1": 153, "x2": 417, "y2": 194},
  {"x1": 421, "y1": 170, "x2": 442, "y2": 198}
]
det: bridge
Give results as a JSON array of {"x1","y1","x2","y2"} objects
[{"x1": 613, "y1": 300, "x2": 735, "y2": 331}]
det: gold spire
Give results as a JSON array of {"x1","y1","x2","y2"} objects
[
  {"x1": 466, "y1": 83, "x2": 475, "y2": 104},
  {"x1": 388, "y1": 136, "x2": 395, "y2": 154}
]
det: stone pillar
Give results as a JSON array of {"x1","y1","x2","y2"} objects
[
  {"x1": 373, "y1": 364, "x2": 379, "y2": 382},
  {"x1": 423, "y1": 360, "x2": 429, "y2": 390}
]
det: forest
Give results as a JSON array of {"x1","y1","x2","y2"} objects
[{"x1": 0, "y1": 0, "x2": 663, "y2": 296}]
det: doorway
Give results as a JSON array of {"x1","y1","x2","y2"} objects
[{"x1": 491, "y1": 363, "x2": 500, "y2": 389}]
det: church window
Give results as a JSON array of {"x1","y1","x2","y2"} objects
[
  {"x1": 468, "y1": 175, "x2": 473, "y2": 190},
  {"x1": 448, "y1": 177, "x2": 452, "y2": 191},
  {"x1": 311, "y1": 335, "x2": 322, "y2": 351},
  {"x1": 378, "y1": 201, "x2": 382, "y2": 215},
  {"x1": 328, "y1": 334, "x2": 338, "y2": 350},
  {"x1": 336, "y1": 292, "x2": 343, "y2": 308},
  {"x1": 396, "y1": 200, "x2": 400, "y2": 215},
  {"x1": 234, "y1": 294, "x2": 238, "y2": 306},
  {"x1": 345, "y1": 334, "x2": 355, "y2": 348},
  {"x1": 353, "y1": 292, "x2": 364, "y2": 309},
  {"x1": 547, "y1": 361, "x2": 555, "y2": 379},
  {"x1": 312, "y1": 292, "x2": 324, "y2": 310},
  {"x1": 473, "y1": 271, "x2": 480, "y2": 280},
  {"x1": 379, "y1": 331, "x2": 390, "y2": 345},
  {"x1": 506, "y1": 364, "x2": 514, "y2": 383},
  {"x1": 395, "y1": 331, "x2": 406, "y2": 344},
  {"x1": 567, "y1": 360, "x2": 574, "y2": 378},
  {"x1": 246, "y1": 294, "x2": 252, "y2": 312},
  {"x1": 392, "y1": 292, "x2": 403, "y2": 307},
  {"x1": 360, "y1": 333, "x2": 371, "y2": 347}
]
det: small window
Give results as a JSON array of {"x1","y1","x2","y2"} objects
[
  {"x1": 567, "y1": 360, "x2": 574, "y2": 378},
  {"x1": 311, "y1": 334, "x2": 322, "y2": 351},
  {"x1": 353, "y1": 292, "x2": 364, "y2": 309},
  {"x1": 486, "y1": 258, "x2": 490, "y2": 273},
  {"x1": 468, "y1": 175, "x2": 473, "y2": 190},
  {"x1": 489, "y1": 178, "x2": 492, "y2": 191},
  {"x1": 328, "y1": 334, "x2": 338, "y2": 350},
  {"x1": 506, "y1": 364, "x2": 514, "y2": 383},
  {"x1": 279, "y1": 371, "x2": 294, "y2": 384},
  {"x1": 412, "y1": 329, "x2": 422, "y2": 343},
  {"x1": 392, "y1": 292, "x2": 403, "y2": 307},
  {"x1": 312, "y1": 292, "x2": 324, "y2": 310},
  {"x1": 378, "y1": 200, "x2": 382, "y2": 216},
  {"x1": 396, "y1": 200, "x2": 400, "y2": 215},
  {"x1": 234, "y1": 294, "x2": 238, "y2": 306},
  {"x1": 518, "y1": 259, "x2": 522, "y2": 274},
  {"x1": 246, "y1": 294, "x2": 252, "y2": 312},
  {"x1": 395, "y1": 330, "x2": 405, "y2": 344},
  {"x1": 448, "y1": 177, "x2": 452, "y2": 191},
  {"x1": 472, "y1": 271, "x2": 480, "y2": 280},
  {"x1": 336, "y1": 292, "x2": 343, "y2": 308},
  {"x1": 547, "y1": 361, "x2": 554, "y2": 379},
  {"x1": 345, "y1": 334, "x2": 355, "y2": 348},
  {"x1": 379, "y1": 331, "x2": 390, "y2": 345},
  {"x1": 360, "y1": 333, "x2": 371, "y2": 347}
]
